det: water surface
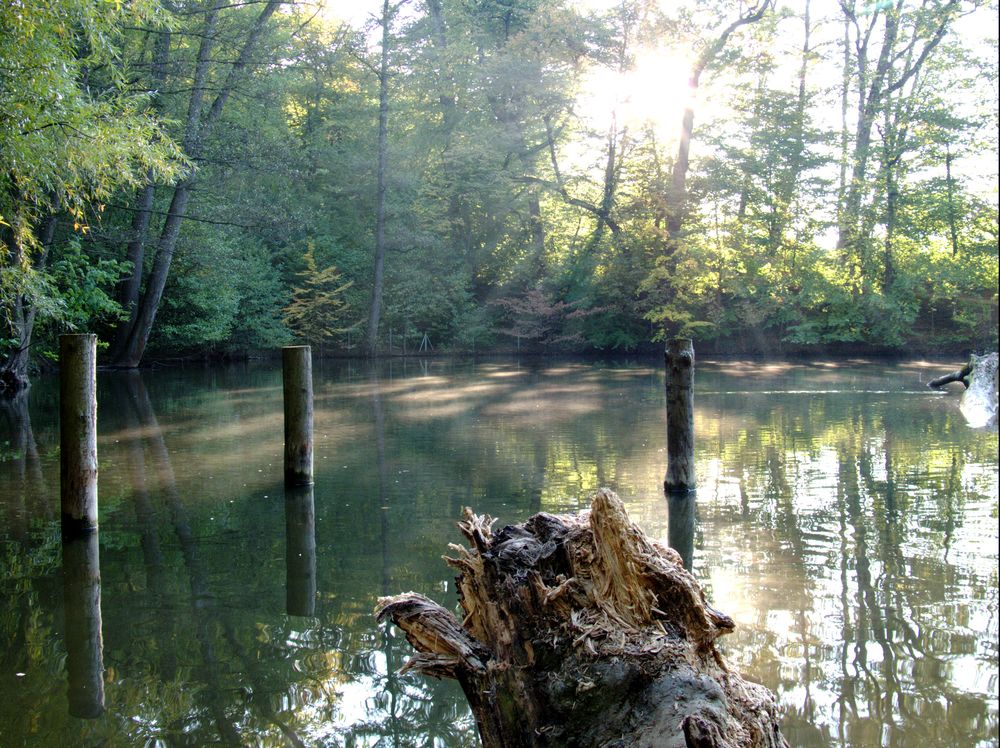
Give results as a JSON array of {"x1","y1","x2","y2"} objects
[{"x1": 0, "y1": 358, "x2": 996, "y2": 746}]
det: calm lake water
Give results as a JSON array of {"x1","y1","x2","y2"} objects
[{"x1": 0, "y1": 358, "x2": 997, "y2": 747}]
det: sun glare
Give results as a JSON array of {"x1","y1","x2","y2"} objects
[
  {"x1": 577, "y1": 45, "x2": 696, "y2": 142},
  {"x1": 313, "y1": 0, "x2": 358, "y2": 25}
]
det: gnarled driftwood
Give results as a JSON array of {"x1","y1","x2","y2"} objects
[{"x1": 376, "y1": 489, "x2": 787, "y2": 748}]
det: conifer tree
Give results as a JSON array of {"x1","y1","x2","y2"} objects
[{"x1": 283, "y1": 244, "x2": 353, "y2": 352}]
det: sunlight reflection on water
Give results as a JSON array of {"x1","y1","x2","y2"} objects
[{"x1": 0, "y1": 358, "x2": 996, "y2": 747}]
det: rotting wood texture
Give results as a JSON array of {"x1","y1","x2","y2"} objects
[{"x1": 377, "y1": 488, "x2": 788, "y2": 748}]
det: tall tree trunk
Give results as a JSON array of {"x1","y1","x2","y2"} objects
[
  {"x1": 111, "y1": 29, "x2": 171, "y2": 360},
  {"x1": 1, "y1": 215, "x2": 57, "y2": 395},
  {"x1": 665, "y1": 3, "x2": 772, "y2": 246},
  {"x1": 838, "y1": 18, "x2": 851, "y2": 226},
  {"x1": 492, "y1": 105, "x2": 548, "y2": 282},
  {"x1": 581, "y1": 115, "x2": 624, "y2": 265},
  {"x1": 655, "y1": 2, "x2": 771, "y2": 337},
  {"x1": 666, "y1": 101, "x2": 695, "y2": 244},
  {"x1": 769, "y1": 0, "x2": 811, "y2": 259},
  {"x1": 367, "y1": 0, "x2": 393, "y2": 356},
  {"x1": 111, "y1": 0, "x2": 280, "y2": 367},
  {"x1": 426, "y1": 0, "x2": 457, "y2": 131},
  {"x1": 114, "y1": 183, "x2": 194, "y2": 367},
  {"x1": 425, "y1": 0, "x2": 471, "y2": 261},
  {"x1": 945, "y1": 142, "x2": 959, "y2": 255},
  {"x1": 524, "y1": 188, "x2": 547, "y2": 279},
  {"x1": 881, "y1": 76, "x2": 907, "y2": 295},
  {"x1": 883, "y1": 152, "x2": 897, "y2": 292},
  {"x1": 112, "y1": 0, "x2": 222, "y2": 366},
  {"x1": 837, "y1": 9, "x2": 899, "y2": 292},
  {"x1": 836, "y1": 1, "x2": 958, "y2": 291}
]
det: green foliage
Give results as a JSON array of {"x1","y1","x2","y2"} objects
[
  {"x1": 0, "y1": 0, "x2": 185, "y2": 383},
  {"x1": 1, "y1": 0, "x2": 995, "y2": 367},
  {"x1": 47, "y1": 237, "x2": 129, "y2": 330},
  {"x1": 26, "y1": 236, "x2": 130, "y2": 364},
  {"x1": 148, "y1": 226, "x2": 290, "y2": 354},
  {"x1": 0, "y1": 0, "x2": 183, "y2": 254}
]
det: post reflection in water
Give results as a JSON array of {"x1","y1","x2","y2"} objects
[
  {"x1": 666, "y1": 494, "x2": 696, "y2": 571},
  {"x1": 0, "y1": 360, "x2": 995, "y2": 747},
  {"x1": 61, "y1": 532, "x2": 104, "y2": 718},
  {"x1": 284, "y1": 485, "x2": 317, "y2": 617}
]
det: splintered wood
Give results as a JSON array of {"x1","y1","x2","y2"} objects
[{"x1": 376, "y1": 488, "x2": 788, "y2": 748}]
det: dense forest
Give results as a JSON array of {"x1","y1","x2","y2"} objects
[{"x1": 1, "y1": 0, "x2": 997, "y2": 391}]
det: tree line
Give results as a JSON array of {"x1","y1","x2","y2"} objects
[{"x1": 2, "y1": 0, "x2": 997, "y2": 392}]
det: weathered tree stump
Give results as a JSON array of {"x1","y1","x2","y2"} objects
[
  {"x1": 929, "y1": 352, "x2": 998, "y2": 428},
  {"x1": 377, "y1": 489, "x2": 787, "y2": 748}
]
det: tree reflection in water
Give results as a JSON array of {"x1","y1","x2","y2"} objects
[{"x1": 0, "y1": 359, "x2": 994, "y2": 746}]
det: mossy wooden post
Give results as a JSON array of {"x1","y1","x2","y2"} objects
[
  {"x1": 665, "y1": 338, "x2": 696, "y2": 494},
  {"x1": 283, "y1": 346, "x2": 313, "y2": 486},
  {"x1": 60, "y1": 334, "x2": 98, "y2": 535},
  {"x1": 62, "y1": 532, "x2": 105, "y2": 718},
  {"x1": 285, "y1": 485, "x2": 317, "y2": 616}
]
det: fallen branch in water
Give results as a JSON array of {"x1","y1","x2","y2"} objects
[
  {"x1": 928, "y1": 361, "x2": 974, "y2": 389},
  {"x1": 929, "y1": 353, "x2": 998, "y2": 428}
]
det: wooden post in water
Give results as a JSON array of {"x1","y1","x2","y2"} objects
[
  {"x1": 667, "y1": 494, "x2": 695, "y2": 571},
  {"x1": 664, "y1": 338, "x2": 696, "y2": 494},
  {"x1": 60, "y1": 334, "x2": 98, "y2": 535},
  {"x1": 62, "y1": 532, "x2": 105, "y2": 718},
  {"x1": 282, "y1": 346, "x2": 313, "y2": 486},
  {"x1": 285, "y1": 485, "x2": 317, "y2": 616}
]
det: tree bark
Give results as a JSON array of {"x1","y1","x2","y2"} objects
[
  {"x1": 378, "y1": 489, "x2": 788, "y2": 748},
  {"x1": 111, "y1": 0, "x2": 280, "y2": 367},
  {"x1": 114, "y1": 182, "x2": 192, "y2": 367},
  {"x1": 111, "y1": 28, "x2": 171, "y2": 362},
  {"x1": 367, "y1": 0, "x2": 394, "y2": 356},
  {"x1": 766, "y1": 0, "x2": 811, "y2": 260},
  {"x1": 666, "y1": 2, "x2": 772, "y2": 247},
  {"x1": 425, "y1": 0, "x2": 472, "y2": 262},
  {"x1": 882, "y1": 129, "x2": 898, "y2": 293},
  {"x1": 836, "y1": 1, "x2": 959, "y2": 288},
  {"x1": 655, "y1": 2, "x2": 771, "y2": 338},
  {"x1": 1, "y1": 215, "x2": 57, "y2": 395},
  {"x1": 927, "y1": 361, "x2": 973, "y2": 389},
  {"x1": 945, "y1": 142, "x2": 959, "y2": 255}
]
